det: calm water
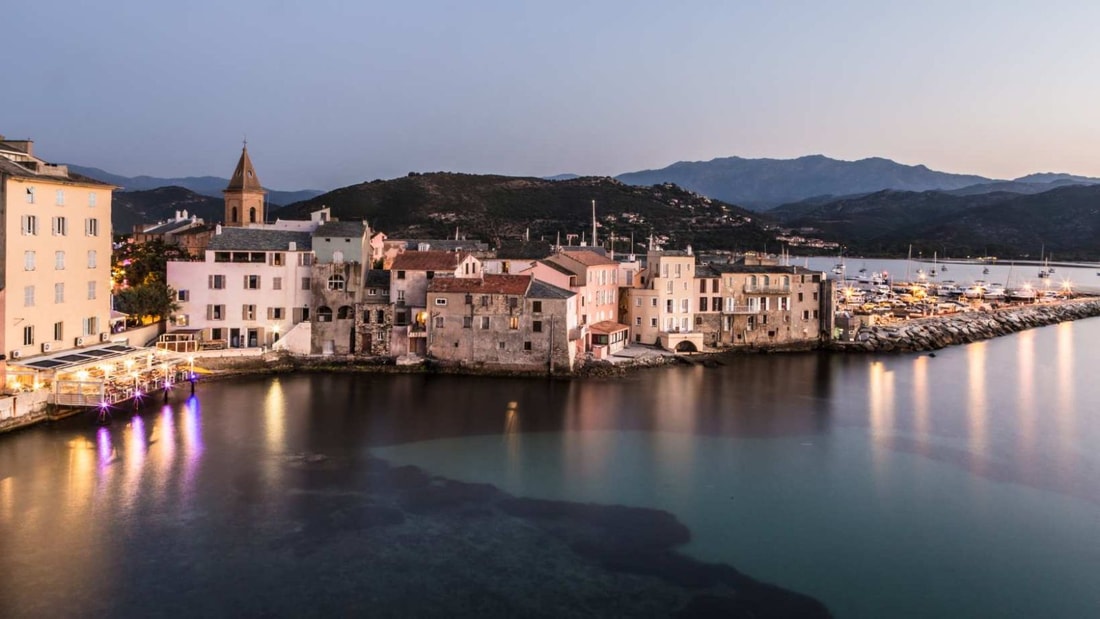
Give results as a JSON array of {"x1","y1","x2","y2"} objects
[{"x1": 2, "y1": 321, "x2": 1099, "y2": 617}]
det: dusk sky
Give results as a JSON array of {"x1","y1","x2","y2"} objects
[{"x1": 7, "y1": 1, "x2": 1099, "y2": 190}]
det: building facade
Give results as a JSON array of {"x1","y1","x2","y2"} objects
[{"x1": 1, "y1": 136, "x2": 114, "y2": 365}]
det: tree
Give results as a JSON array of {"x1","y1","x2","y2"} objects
[
  {"x1": 113, "y1": 238, "x2": 191, "y2": 288},
  {"x1": 114, "y1": 281, "x2": 180, "y2": 322}
]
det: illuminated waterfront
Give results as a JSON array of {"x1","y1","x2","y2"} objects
[{"x1": 1, "y1": 320, "x2": 1098, "y2": 617}]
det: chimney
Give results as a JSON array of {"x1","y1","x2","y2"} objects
[
  {"x1": 289, "y1": 241, "x2": 297, "y2": 251},
  {"x1": 215, "y1": 224, "x2": 222, "y2": 235}
]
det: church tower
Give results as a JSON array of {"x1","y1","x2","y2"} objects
[{"x1": 223, "y1": 145, "x2": 267, "y2": 226}]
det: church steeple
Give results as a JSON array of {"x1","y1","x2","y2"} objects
[{"x1": 223, "y1": 144, "x2": 267, "y2": 226}]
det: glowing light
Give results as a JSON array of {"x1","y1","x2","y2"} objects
[{"x1": 76, "y1": 370, "x2": 89, "y2": 381}]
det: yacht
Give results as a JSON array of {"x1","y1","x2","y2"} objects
[
  {"x1": 984, "y1": 283, "x2": 1006, "y2": 300},
  {"x1": 963, "y1": 281, "x2": 987, "y2": 299}
]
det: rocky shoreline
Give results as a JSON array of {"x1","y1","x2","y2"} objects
[{"x1": 830, "y1": 297, "x2": 1100, "y2": 353}]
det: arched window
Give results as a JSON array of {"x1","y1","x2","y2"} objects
[
  {"x1": 762, "y1": 275, "x2": 771, "y2": 286},
  {"x1": 781, "y1": 275, "x2": 790, "y2": 287},
  {"x1": 231, "y1": 207, "x2": 238, "y2": 223},
  {"x1": 249, "y1": 207, "x2": 257, "y2": 223},
  {"x1": 317, "y1": 306, "x2": 333, "y2": 322},
  {"x1": 749, "y1": 275, "x2": 757, "y2": 287},
  {"x1": 337, "y1": 306, "x2": 352, "y2": 320},
  {"x1": 327, "y1": 274, "x2": 346, "y2": 291}
]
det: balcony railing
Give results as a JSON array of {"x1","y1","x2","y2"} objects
[
  {"x1": 743, "y1": 284, "x2": 791, "y2": 294},
  {"x1": 723, "y1": 305, "x2": 758, "y2": 314}
]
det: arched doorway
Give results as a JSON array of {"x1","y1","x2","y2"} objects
[{"x1": 675, "y1": 340, "x2": 698, "y2": 353}]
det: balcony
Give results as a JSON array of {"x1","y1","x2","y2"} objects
[
  {"x1": 723, "y1": 305, "x2": 758, "y2": 314},
  {"x1": 743, "y1": 284, "x2": 791, "y2": 294}
]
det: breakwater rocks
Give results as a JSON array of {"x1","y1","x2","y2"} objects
[{"x1": 832, "y1": 298, "x2": 1100, "y2": 353}]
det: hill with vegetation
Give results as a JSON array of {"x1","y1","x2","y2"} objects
[
  {"x1": 770, "y1": 185, "x2": 1100, "y2": 259},
  {"x1": 281, "y1": 173, "x2": 776, "y2": 252},
  {"x1": 111, "y1": 186, "x2": 225, "y2": 234}
]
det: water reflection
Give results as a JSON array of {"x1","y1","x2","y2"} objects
[
  {"x1": 868, "y1": 361, "x2": 895, "y2": 481},
  {"x1": 911, "y1": 356, "x2": 930, "y2": 450},
  {"x1": 1015, "y1": 330, "x2": 1036, "y2": 466},
  {"x1": 966, "y1": 342, "x2": 989, "y2": 476},
  {"x1": 503, "y1": 401, "x2": 522, "y2": 487}
]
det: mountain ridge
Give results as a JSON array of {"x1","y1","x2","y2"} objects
[{"x1": 66, "y1": 164, "x2": 323, "y2": 206}]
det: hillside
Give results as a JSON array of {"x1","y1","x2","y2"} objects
[
  {"x1": 68, "y1": 164, "x2": 322, "y2": 206},
  {"x1": 281, "y1": 173, "x2": 775, "y2": 252},
  {"x1": 616, "y1": 155, "x2": 993, "y2": 210},
  {"x1": 770, "y1": 185, "x2": 1100, "y2": 259},
  {"x1": 111, "y1": 186, "x2": 224, "y2": 234}
]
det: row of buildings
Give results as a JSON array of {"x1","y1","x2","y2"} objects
[{"x1": 161, "y1": 148, "x2": 835, "y2": 372}]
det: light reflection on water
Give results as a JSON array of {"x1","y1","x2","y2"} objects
[{"x1": 0, "y1": 317, "x2": 1098, "y2": 618}]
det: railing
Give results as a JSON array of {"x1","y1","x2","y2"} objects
[
  {"x1": 743, "y1": 284, "x2": 791, "y2": 294},
  {"x1": 156, "y1": 339, "x2": 199, "y2": 353},
  {"x1": 723, "y1": 305, "x2": 758, "y2": 314}
]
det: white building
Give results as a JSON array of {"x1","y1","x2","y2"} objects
[{"x1": 166, "y1": 227, "x2": 314, "y2": 349}]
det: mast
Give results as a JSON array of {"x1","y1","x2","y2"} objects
[{"x1": 591, "y1": 199, "x2": 598, "y2": 248}]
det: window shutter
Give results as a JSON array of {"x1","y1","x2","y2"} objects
[{"x1": 206, "y1": 304, "x2": 213, "y2": 320}]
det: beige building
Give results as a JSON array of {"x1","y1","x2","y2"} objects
[
  {"x1": 707, "y1": 263, "x2": 831, "y2": 348},
  {"x1": 223, "y1": 146, "x2": 266, "y2": 226},
  {"x1": 1, "y1": 136, "x2": 115, "y2": 366},
  {"x1": 623, "y1": 250, "x2": 704, "y2": 351}
]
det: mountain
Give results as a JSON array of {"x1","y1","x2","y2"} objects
[
  {"x1": 1013, "y1": 172, "x2": 1100, "y2": 185},
  {"x1": 544, "y1": 173, "x2": 581, "y2": 181},
  {"x1": 66, "y1": 164, "x2": 323, "y2": 206},
  {"x1": 280, "y1": 173, "x2": 774, "y2": 252},
  {"x1": 111, "y1": 186, "x2": 224, "y2": 234},
  {"x1": 616, "y1": 155, "x2": 996, "y2": 210},
  {"x1": 769, "y1": 185, "x2": 1100, "y2": 259}
]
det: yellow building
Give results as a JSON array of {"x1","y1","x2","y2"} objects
[{"x1": 1, "y1": 136, "x2": 115, "y2": 368}]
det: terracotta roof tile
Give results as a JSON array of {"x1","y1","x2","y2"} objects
[
  {"x1": 428, "y1": 275, "x2": 531, "y2": 295},
  {"x1": 391, "y1": 250, "x2": 467, "y2": 271},
  {"x1": 589, "y1": 320, "x2": 629, "y2": 334}
]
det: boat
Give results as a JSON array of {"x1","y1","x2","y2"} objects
[
  {"x1": 982, "y1": 267, "x2": 990, "y2": 275},
  {"x1": 1008, "y1": 286, "x2": 1037, "y2": 302},
  {"x1": 984, "y1": 283, "x2": 1006, "y2": 300},
  {"x1": 963, "y1": 281, "x2": 988, "y2": 299}
]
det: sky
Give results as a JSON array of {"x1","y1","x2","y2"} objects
[{"x1": 6, "y1": 1, "x2": 1100, "y2": 190}]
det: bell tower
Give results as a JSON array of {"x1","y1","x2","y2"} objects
[{"x1": 223, "y1": 143, "x2": 267, "y2": 226}]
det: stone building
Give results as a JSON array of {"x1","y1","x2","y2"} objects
[
  {"x1": 705, "y1": 263, "x2": 831, "y2": 348},
  {"x1": 309, "y1": 260, "x2": 362, "y2": 355},
  {"x1": 390, "y1": 250, "x2": 482, "y2": 356},
  {"x1": 355, "y1": 270, "x2": 392, "y2": 356},
  {"x1": 425, "y1": 275, "x2": 576, "y2": 372}
]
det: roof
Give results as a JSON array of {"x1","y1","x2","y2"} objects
[
  {"x1": 391, "y1": 250, "x2": 467, "y2": 271},
  {"x1": 141, "y1": 219, "x2": 198, "y2": 236},
  {"x1": 365, "y1": 269, "x2": 391, "y2": 288},
  {"x1": 707, "y1": 264, "x2": 820, "y2": 275},
  {"x1": 11, "y1": 342, "x2": 142, "y2": 373},
  {"x1": 527, "y1": 279, "x2": 575, "y2": 300},
  {"x1": 539, "y1": 260, "x2": 577, "y2": 277},
  {"x1": 0, "y1": 158, "x2": 115, "y2": 188},
  {"x1": 555, "y1": 248, "x2": 616, "y2": 266},
  {"x1": 695, "y1": 265, "x2": 719, "y2": 278},
  {"x1": 314, "y1": 220, "x2": 368, "y2": 238},
  {"x1": 173, "y1": 223, "x2": 217, "y2": 237},
  {"x1": 427, "y1": 274, "x2": 531, "y2": 296},
  {"x1": 224, "y1": 146, "x2": 265, "y2": 193},
  {"x1": 561, "y1": 246, "x2": 608, "y2": 257},
  {"x1": 207, "y1": 227, "x2": 312, "y2": 251},
  {"x1": 589, "y1": 320, "x2": 630, "y2": 334},
  {"x1": 398, "y1": 239, "x2": 489, "y2": 252}
]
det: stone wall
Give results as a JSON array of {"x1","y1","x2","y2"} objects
[{"x1": 831, "y1": 299, "x2": 1100, "y2": 353}]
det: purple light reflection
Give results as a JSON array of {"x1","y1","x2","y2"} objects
[{"x1": 96, "y1": 427, "x2": 114, "y2": 469}]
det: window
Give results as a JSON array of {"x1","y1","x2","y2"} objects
[
  {"x1": 26, "y1": 187, "x2": 35, "y2": 204},
  {"x1": 267, "y1": 307, "x2": 285, "y2": 320},
  {"x1": 651, "y1": 298, "x2": 657, "y2": 307},
  {"x1": 397, "y1": 290, "x2": 405, "y2": 302},
  {"x1": 651, "y1": 317, "x2": 658, "y2": 327},
  {"x1": 54, "y1": 283, "x2": 64, "y2": 303},
  {"x1": 84, "y1": 218, "x2": 99, "y2": 236},
  {"x1": 56, "y1": 189, "x2": 65, "y2": 205},
  {"x1": 337, "y1": 306, "x2": 352, "y2": 320},
  {"x1": 464, "y1": 294, "x2": 473, "y2": 306},
  {"x1": 700, "y1": 280, "x2": 707, "y2": 293},
  {"x1": 666, "y1": 299, "x2": 673, "y2": 313},
  {"x1": 211, "y1": 328, "x2": 224, "y2": 341},
  {"x1": 88, "y1": 192, "x2": 97, "y2": 207},
  {"x1": 395, "y1": 311, "x2": 407, "y2": 326},
  {"x1": 699, "y1": 297, "x2": 708, "y2": 312},
  {"x1": 635, "y1": 317, "x2": 641, "y2": 326},
  {"x1": 533, "y1": 320, "x2": 543, "y2": 333},
  {"x1": 23, "y1": 326, "x2": 34, "y2": 346},
  {"x1": 498, "y1": 341, "x2": 506, "y2": 350},
  {"x1": 797, "y1": 292, "x2": 804, "y2": 302},
  {"x1": 481, "y1": 317, "x2": 490, "y2": 329},
  {"x1": 272, "y1": 277, "x2": 282, "y2": 291},
  {"x1": 299, "y1": 253, "x2": 313, "y2": 266},
  {"x1": 532, "y1": 301, "x2": 543, "y2": 313},
  {"x1": 244, "y1": 275, "x2": 261, "y2": 289},
  {"x1": 508, "y1": 297, "x2": 518, "y2": 310},
  {"x1": 87, "y1": 250, "x2": 96, "y2": 268},
  {"x1": 317, "y1": 306, "x2": 333, "y2": 322},
  {"x1": 178, "y1": 290, "x2": 190, "y2": 302},
  {"x1": 327, "y1": 274, "x2": 345, "y2": 291},
  {"x1": 83, "y1": 316, "x2": 98, "y2": 336},
  {"x1": 397, "y1": 270, "x2": 406, "y2": 280},
  {"x1": 813, "y1": 310, "x2": 820, "y2": 319},
  {"x1": 209, "y1": 274, "x2": 226, "y2": 289},
  {"x1": 24, "y1": 285, "x2": 34, "y2": 307},
  {"x1": 481, "y1": 295, "x2": 489, "y2": 307},
  {"x1": 55, "y1": 251, "x2": 65, "y2": 270},
  {"x1": 52, "y1": 216, "x2": 67, "y2": 236},
  {"x1": 635, "y1": 297, "x2": 641, "y2": 307},
  {"x1": 695, "y1": 316, "x2": 703, "y2": 326},
  {"x1": 524, "y1": 341, "x2": 532, "y2": 351},
  {"x1": 434, "y1": 298, "x2": 447, "y2": 306},
  {"x1": 54, "y1": 321, "x2": 64, "y2": 341},
  {"x1": 242, "y1": 305, "x2": 257, "y2": 320},
  {"x1": 87, "y1": 281, "x2": 96, "y2": 300},
  {"x1": 434, "y1": 316, "x2": 444, "y2": 328},
  {"x1": 509, "y1": 316, "x2": 519, "y2": 330},
  {"x1": 208, "y1": 305, "x2": 225, "y2": 320},
  {"x1": 368, "y1": 288, "x2": 377, "y2": 296},
  {"x1": 293, "y1": 307, "x2": 310, "y2": 323},
  {"x1": 665, "y1": 281, "x2": 673, "y2": 294},
  {"x1": 24, "y1": 251, "x2": 35, "y2": 271},
  {"x1": 272, "y1": 253, "x2": 285, "y2": 266},
  {"x1": 802, "y1": 310, "x2": 810, "y2": 320},
  {"x1": 302, "y1": 277, "x2": 311, "y2": 290},
  {"x1": 813, "y1": 292, "x2": 819, "y2": 301},
  {"x1": 463, "y1": 316, "x2": 473, "y2": 328},
  {"x1": 214, "y1": 252, "x2": 230, "y2": 263},
  {"x1": 681, "y1": 299, "x2": 689, "y2": 313},
  {"x1": 21, "y1": 215, "x2": 38, "y2": 235}
]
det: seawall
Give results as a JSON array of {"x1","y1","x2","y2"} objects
[{"x1": 830, "y1": 298, "x2": 1100, "y2": 353}]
